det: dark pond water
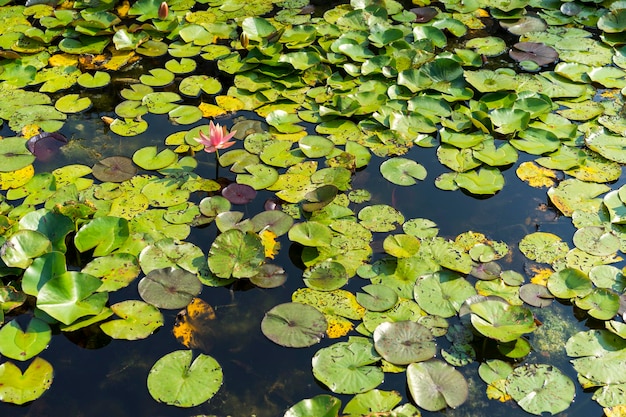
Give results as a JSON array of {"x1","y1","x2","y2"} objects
[{"x1": 0, "y1": 109, "x2": 611, "y2": 417}]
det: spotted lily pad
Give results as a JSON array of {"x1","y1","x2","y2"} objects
[
  {"x1": 261, "y1": 302, "x2": 327, "y2": 348},
  {"x1": 414, "y1": 271, "x2": 477, "y2": 318},
  {"x1": 147, "y1": 350, "x2": 223, "y2": 407},
  {"x1": 469, "y1": 297, "x2": 537, "y2": 342},
  {"x1": 506, "y1": 364, "x2": 575, "y2": 415},
  {"x1": 0, "y1": 357, "x2": 53, "y2": 405},
  {"x1": 207, "y1": 229, "x2": 265, "y2": 278},
  {"x1": 100, "y1": 300, "x2": 163, "y2": 340}
]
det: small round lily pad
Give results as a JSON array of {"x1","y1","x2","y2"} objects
[{"x1": 261, "y1": 302, "x2": 327, "y2": 348}]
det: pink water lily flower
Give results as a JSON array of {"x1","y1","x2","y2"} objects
[{"x1": 195, "y1": 121, "x2": 236, "y2": 153}]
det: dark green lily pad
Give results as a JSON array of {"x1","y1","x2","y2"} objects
[
  {"x1": 312, "y1": 339, "x2": 384, "y2": 394},
  {"x1": 249, "y1": 264, "x2": 287, "y2": 288},
  {"x1": 519, "y1": 283, "x2": 554, "y2": 307},
  {"x1": 0, "y1": 357, "x2": 53, "y2": 405},
  {"x1": 406, "y1": 359, "x2": 468, "y2": 411},
  {"x1": 147, "y1": 350, "x2": 223, "y2": 407},
  {"x1": 0, "y1": 318, "x2": 51, "y2": 361},
  {"x1": 373, "y1": 321, "x2": 435, "y2": 365},
  {"x1": 303, "y1": 261, "x2": 348, "y2": 291},
  {"x1": 506, "y1": 364, "x2": 575, "y2": 415},
  {"x1": 138, "y1": 267, "x2": 202, "y2": 309},
  {"x1": 261, "y1": 302, "x2": 327, "y2": 348}
]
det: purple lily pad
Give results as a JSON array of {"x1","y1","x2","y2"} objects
[
  {"x1": 509, "y1": 42, "x2": 558, "y2": 66},
  {"x1": 222, "y1": 183, "x2": 257, "y2": 205},
  {"x1": 411, "y1": 7, "x2": 438, "y2": 23},
  {"x1": 26, "y1": 132, "x2": 67, "y2": 162},
  {"x1": 92, "y1": 156, "x2": 137, "y2": 182}
]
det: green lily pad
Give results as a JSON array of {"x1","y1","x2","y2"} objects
[
  {"x1": 74, "y1": 216, "x2": 129, "y2": 256},
  {"x1": 573, "y1": 226, "x2": 620, "y2": 256},
  {"x1": 406, "y1": 359, "x2": 468, "y2": 411},
  {"x1": 288, "y1": 221, "x2": 333, "y2": 247},
  {"x1": 284, "y1": 394, "x2": 342, "y2": 417},
  {"x1": 1, "y1": 230, "x2": 52, "y2": 269},
  {"x1": 0, "y1": 357, "x2": 53, "y2": 405},
  {"x1": 132, "y1": 146, "x2": 177, "y2": 170},
  {"x1": 207, "y1": 229, "x2": 265, "y2": 278},
  {"x1": 575, "y1": 288, "x2": 620, "y2": 320},
  {"x1": 373, "y1": 321, "x2": 435, "y2": 365},
  {"x1": 139, "y1": 68, "x2": 174, "y2": 87},
  {"x1": 138, "y1": 267, "x2": 202, "y2": 309},
  {"x1": 547, "y1": 268, "x2": 593, "y2": 299},
  {"x1": 0, "y1": 137, "x2": 36, "y2": 172},
  {"x1": 414, "y1": 271, "x2": 477, "y2": 318},
  {"x1": 312, "y1": 339, "x2": 384, "y2": 394},
  {"x1": 54, "y1": 94, "x2": 91, "y2": 113},
  {"x1": 518, "y1": 231, "x2": 569, "y2": 264},
  {"x1": 19, "y1": 208, "x2": 73, "y2": 252},
  {"x1": 469, "y1": 297, "x2": 537, "y2": 342},
  {"x1": 453, "y1": 167, "x2": 505, "y2": 195},
  {"x1": 100, "y1": 300, "x2": 164, "y2": 340},
  {"x1": 506, "y1": 364, "x2": 575, "y2": 415},
  {"x1": 356, "y1": 284, "x2": 398, "y2": 312},
  {"x1": 179, "y1": 75, "x2": 221, "y2": 97},
  {"x1": 380, "y1": 157, "x2": 427, "y2": 186},
  {"x1": 109, "y1": 117, "x2": 148, "y2": 137},
  {"x1": 165, "y1": 58, "x2": 196, "y2": 74},
  {"x1": 147, "y1": 350, "x2": 223, "y2": 407},
  {"x1": 77, "y1": 71, "x2": 111, "y2": 88},
  {"x1": 261, "y1": 302, "x2": 327, "y2": 348},
  {"x1": 36, "y1": 270, "x2": 107, "y2": 325},
  {"x1": 82, "y1": 252, "x2": 140, "y2": 293},
  {"x1": 358, "y1": 205, "x2": 404, "y2": 232},
  {"x1": 303, "y1": 261, "x2": 348, "y2": 291},
  {"x1": 92, "y1": 156, "x2": 137, "y2": 183},
  {"x1": 249, "y1": 264, "x2": 287, "y2": 289},
  {"x1": 0, "y1": 318, "x2": 51, "y2": 361}
]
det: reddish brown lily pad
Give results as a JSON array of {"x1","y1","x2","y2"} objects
[{"x1": 92, "y1": 156, "x2": 137, "y2": 182}]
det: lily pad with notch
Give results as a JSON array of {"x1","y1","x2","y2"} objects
[
  {"x1": 100, "y1": 300, "x2": 164, "y2": 340},
  {"x1": 92, "y1": 156, "x2": 136, "y2": 182},
  {"x1": 303, "y1": 261, "x2": 348, "y2": 291},
  {"x1": 506, "y1": 364, "x2": 575, "y2": 415},
  {"x1": 509, "y1": 42, "x2": 558, "y2": 66},
  {"x1": 1, "y1": 136, "x2": 36, "y2": 171},
  {"x1": 147, "y1": 350, "x2": 223, "y2": 407},
  {"x1": 519, "y1": 283, "x2": 554, "y2": 307},
  {"x1": 406, "y1": 359, "x2": 468, "y2": 411},
  {"x1": 138, "y1": 267, "x2": 202, "y2": 310},
  {"x1": 283, "y1": 394, "x2": 342, "y2": 417},
  {"x1": 261, "y1": 302, "x2": 327, "y2": 348},
  {"x1": 380, "y1": 157, "x2": 427, "y2": 186},
  {"x1": 373, "y1": 321, "x2": 436, "y2": 365},
  {"x1": 0, "y1": 357, "x2": 53, "y2": 405},
  {"x1": 0, "y1": 317, "x2": 51, "y2": 361},
  {"x1": 357, "y1": 284, "x2": 398, "y2": 312},
  {"x1": 249, "y1": 264, "x2": 287, "y2": 288},
  {"x1": 222, "y1": 183, "x2": 257, "y2": 205}
]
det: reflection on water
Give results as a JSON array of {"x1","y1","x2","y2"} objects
[{"x1": 0, "y1": 106, "x2": 607, "y2": 417}]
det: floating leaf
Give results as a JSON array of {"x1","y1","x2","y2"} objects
[
  {"x1": 261, "y1": 302, "x2": 327, "y2": 348},
  {"x1": 414, "y1": 271, "x2": 477, "y2": 318},
  {"x1": 380, "y1": 157, "x2": 427, "y2": 186},
  {"x1": 406, "y1": 359, "x2": 468, "y2": 411},
  {"x1": 373, "y1": 321, "x2": 436, "y2": 365},
  {"x1": 469, "y1": 297, "x2": 537, "y2": 342},
  {"x1": 207, "y1": 229, "x2": 264, "y2": 278},
  {"x1": 138, "y1": 267, "x2": 202, "y2": 309},
  {"x1": 284, "y1": 394, "x2": 342, "y2": 417},
  {"x1": 0, "y1": 318, "x2": 51, "y2": 361},
  {"x1": 0, "y1": 137, "x2": 36, "y2": 171},
  {"x1": 147, "y1": 350, "x2": 223, "y2": 407},
  {"x1": 0, "y1": 357, "x2": 53, "y2": 405},
  {"x1": 312, "y1": 339, "x2": 384, "y2": 394},
  {"x1": 506, "y1": 364, "x2": 575, "y2": 415},
  {"x1": 92, "y1": 156, "x2": 136, "y2": 182},
  {"x1": 100, "y1": 300, "x2": 163, "y2": 340},
  {"x1": 509, "y1": 42, "x2": 558, "y2": 66},
  {"x1": 357, "y1": 284, "x2": 398, "y2": 312}
]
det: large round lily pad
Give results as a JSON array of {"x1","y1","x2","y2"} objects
[
  {"x1": 261, "y1": 302, "x2": 327, "y2": 348},
  {"x1": 506, "y1": 364, "x2": 575, "y2": 415},
  {"x1": 468, "y1": 297, "x2": 537, "y2": 342},
  {"x1": 147, "y1": 350, "x2": 222, "y2": 407},
  {"x1": 138, "y1": 267, "x2": 202, "y2": 309},
  {"x1": 406, "y1": 359, "x2": 468, "y2": 411},
  {"x1": 0, "y1": 136, "x2": 36, "y2": 172},
  {"x1": 373, "y1": 321, "x2": 435, "y2": 365}
]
